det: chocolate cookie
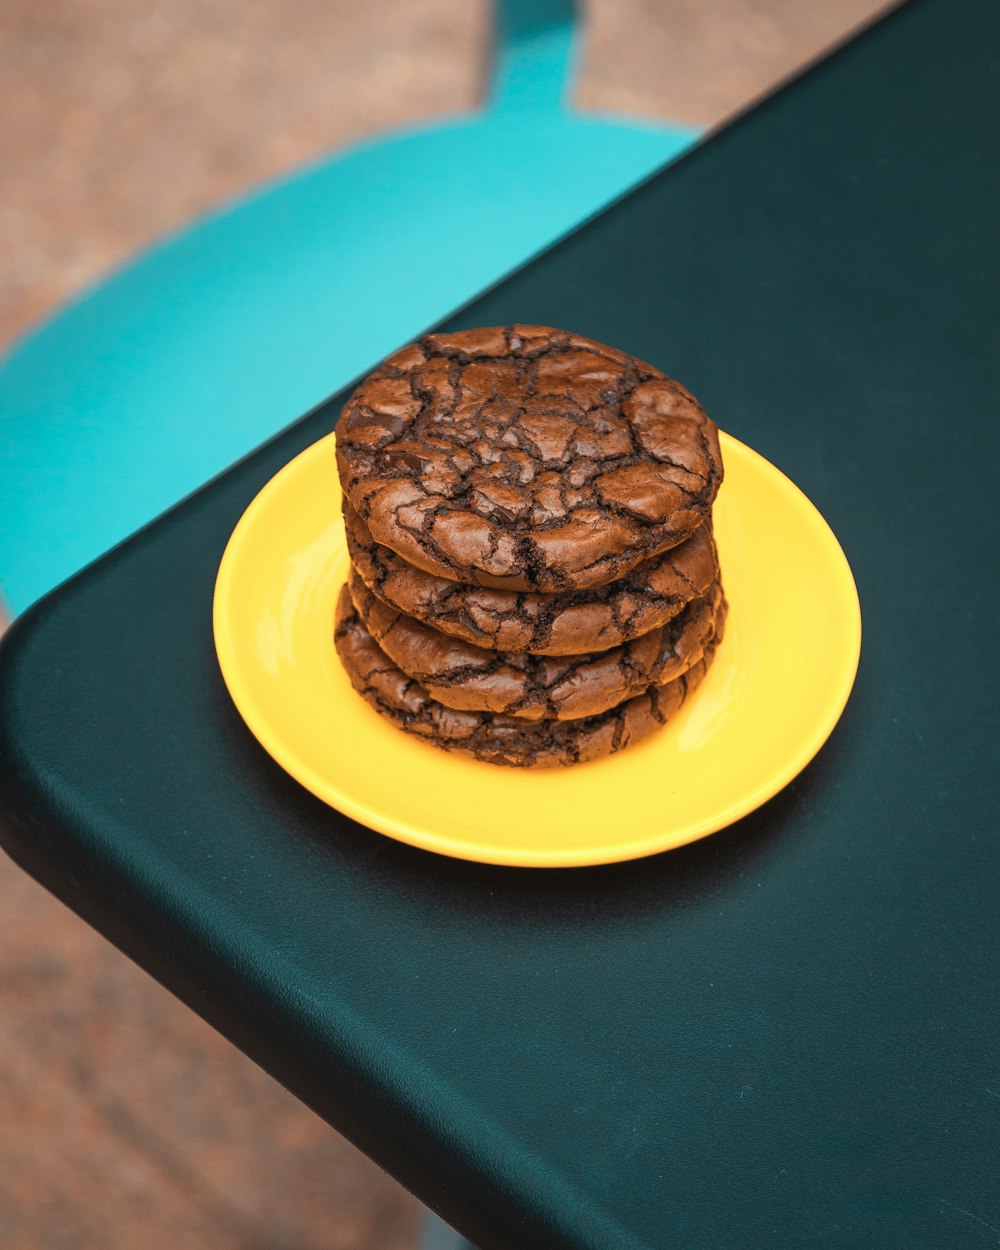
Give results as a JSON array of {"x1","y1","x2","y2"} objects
[
  {"x1": 348, "y1": 564, "x2": 724, "y2": 722},
  {"x1": 334, "y1": 586, "x2": 718, "y2": 768},
  {"x1": 344, "y1": 497, "x2": 719, "y2": 656},
  {"x1": 335, "y1": 325, "x2": 723, "y2": 592}
]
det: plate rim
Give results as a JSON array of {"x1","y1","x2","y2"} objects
[{"x1": 213, "y1": 431, "x2": 861, "y2": 868}]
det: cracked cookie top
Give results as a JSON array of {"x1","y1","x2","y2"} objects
[
  {"x1": 335, "y1": 325, "x2": 723, "y2": 592},
  {"x1": 343, "y1": 497, "x2": 718, "y2": 656}
]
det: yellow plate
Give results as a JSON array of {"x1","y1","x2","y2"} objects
[{"x1": 214, "y1": 432, "x2": 860, "y2": 868}]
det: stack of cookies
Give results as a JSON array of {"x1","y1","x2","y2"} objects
[{"x1": 334, "y1": 325, "x2": 726, "y2": 768}]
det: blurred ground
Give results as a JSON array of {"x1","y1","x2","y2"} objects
[{"x1": 1, "y1": 2, "x2": 888, "y2": 1247}]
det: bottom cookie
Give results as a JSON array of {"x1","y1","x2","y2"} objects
[{"x1": 334, "y1": 585, "x2": 723, "y2": 768}]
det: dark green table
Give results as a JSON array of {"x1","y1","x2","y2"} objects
[{"x1": 2, "y1": 2, "x2": 998, "y2": 1246}]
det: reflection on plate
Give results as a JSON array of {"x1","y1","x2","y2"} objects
[{"x1": 213, "y1": 432, "x2": 860, "y2": 867}]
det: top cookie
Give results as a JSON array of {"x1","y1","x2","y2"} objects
[{"x1": 335, "y1": 325, "x2": 723, "y2": 592}]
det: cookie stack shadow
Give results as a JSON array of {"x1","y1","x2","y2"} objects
[{"x1": 333, "y1": 326, "x2": 728, "y2": 768}]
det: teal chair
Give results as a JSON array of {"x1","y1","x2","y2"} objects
[{"x1": 0, "y1": 0, "x2": 699, "y2": 616}]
